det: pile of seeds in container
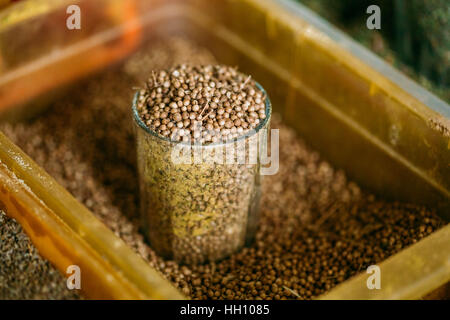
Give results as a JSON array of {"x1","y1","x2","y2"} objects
[
  {"x1": 0, "y1": 211, "x2": 81, "y2": 300},
  {"x1": 0, "y1": 36, "x2": 445, "y2": 299},
  {"x1": 136, "y1": 64, "x2": 266, "y2": 143},
  {"x1": 135, "y1": 65, "x2": 268, "y2": 264}
]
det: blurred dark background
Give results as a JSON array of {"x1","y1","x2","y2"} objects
[{"x1": 297, "y1": 0, "x2": 449, "y2": 102}]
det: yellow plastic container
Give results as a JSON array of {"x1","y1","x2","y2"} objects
[
  {"x1": 0, "y1": 0, "x2": 448, "y2": 299},
  {"x1": 0, "y1": 0, "x2": 140, "y2": 120}
]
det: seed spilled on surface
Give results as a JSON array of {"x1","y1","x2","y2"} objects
[
  {"x1": 0, "y1": 211, "x2": 81, "y2": 300},
  {"x1": 0, "y1": 37, "x2": 444, "y2": 299}
]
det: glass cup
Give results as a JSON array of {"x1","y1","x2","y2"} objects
[{"x1": 133, "y1": 83, "x2": 272, "y2": 264}]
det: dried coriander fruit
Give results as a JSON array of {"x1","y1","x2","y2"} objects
[
  {"x1": 0, "y1": 211, "x2": 81, "y2": 300},
  {"x1": 136, "y1": 65, "x2": 267, "y2": 144},
  {"x1": 1, "y1": 37, "x2": 444, "y2": 299},
  {"x1": 134, "y1": 65, "x2": 271, "y2": 264}
]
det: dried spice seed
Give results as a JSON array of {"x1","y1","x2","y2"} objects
[
  {"x1": 0, "y1": 211, "x2": 81, "y2": 300},
  {"x1": 0, "y1": 37, "x2": 444, "y2": 299},
  {"x1": 134, "y1": 64, "x2": 270, "y2": 264},
  {"x1": 136, "y1": 65, "x2": 265, "y2": 144},
  {"x1": 135, "y1": 123, "x2": 267, "y2": 264}
]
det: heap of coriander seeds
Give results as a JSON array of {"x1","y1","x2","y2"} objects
[
  {"x1": 2, "y1": 37, "x2": 445, "y2": 299},
  {"x1": 136, "y1": 65, "x2": 267, "y2": 143},
  {"x1": 0, "y1": 211, "x2": 81, "y2": 299}
]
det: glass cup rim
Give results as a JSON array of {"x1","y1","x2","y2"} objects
[{"x1": 132, "y1": 81, "x2": 272, "y2": 148}]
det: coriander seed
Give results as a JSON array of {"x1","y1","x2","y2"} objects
[{"x1": 134, "y1": 65, "x2": 272, "y2": 264}]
